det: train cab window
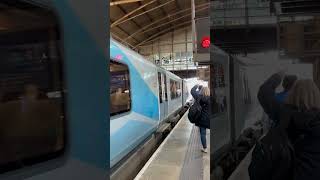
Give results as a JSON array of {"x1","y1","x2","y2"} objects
[
  {"x1": 170, "y1": 79, "x2": 181, "y2": 100},
  {"x1": 0, "y1": 1, "x2": 65, "y2": 173},
  {"x1": 110, "y1": 61, "x2": 131, "y2": 116}
]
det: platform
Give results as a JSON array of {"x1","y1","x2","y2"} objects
[{"x1": 134, "y1": 112, "x2": 210, "y2": 180}]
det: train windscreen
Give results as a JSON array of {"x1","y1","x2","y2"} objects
[{"x1": 0, "y1": 1, "x2": 65, "y2": 173}]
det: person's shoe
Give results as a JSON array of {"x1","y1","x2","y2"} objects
[{"x1": 201, "y1": 148, "x2": 207, "y2": 153}]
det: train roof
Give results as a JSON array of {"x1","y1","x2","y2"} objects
[
  {"x1": 210, "y1": 44, "x2": 265, "y2": 67},
  {"x1": 211, "y1": 44, "x2": 228, "y2": 56},
  {"x1": 211, "y1": 44, "x2": 229, "y2": 63},
  {"x1": 110, "y1": 37, "x2": 183, "y2": 80},
  {"x1": 110, "y1": 37, "x2": 157, "y2": 68}
]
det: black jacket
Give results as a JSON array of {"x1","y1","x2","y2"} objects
[
  {"x1": 191, "y1": 85, "x2": 210, "y2": 129},
  {"x1": 258, "y1": 73, "x2": 320, "y2": 180}
]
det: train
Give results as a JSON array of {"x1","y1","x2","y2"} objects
[
  {"x1": 0, "y1": 0, "x2": 109, "y2": 179},
  {"x1": 0, "y1": 1, "x2": 189, "y2": 179},
  {"x1": 110, "y1": 38, "x2": 189, "y2": 169},
  {"x1": 210, "y1": 45, "x2": 258, "y2": 179}
]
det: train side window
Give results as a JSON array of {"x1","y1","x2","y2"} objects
[
  {"x1": 177, "y1": 82, "x2": 182, "y2": 97},
  {"x1": 212, "y1": 63, "x2": 227, "y2": 114},
  {"x1": 170, "y1": 79, "x2": 182, "y2": 100},
  {"x1": 0, "y1": 1, "x2": 65, "y2": 173},
  {"x1": 164, "y1": 75, "x2": 168, "y2": 101},
  {"x1": 158, "y1": 72, "x2": 163, "y2": 103},
  {"x1": 110, "y1": 61, "x2": 131, "y2": 116}
]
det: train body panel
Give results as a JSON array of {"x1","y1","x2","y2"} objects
[
  {"x1": 110, "y1": 40, "x2": 159, "y2": 120},
  {"x1": 212, "y1": 45, "x2": 262, "y2": 161},
  {"x1": 110, "y1": 39, "x2": 160, "y2": 167},
  {"x1": 110, "y1": 39, "x2": 187, "y2": 168}
]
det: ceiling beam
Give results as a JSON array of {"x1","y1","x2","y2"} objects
[
  {"x1": 111, "y1": 0, "x2": 156, "y2": 28},
  {"x1": 138, "y1": 1, "x2": 154, "y2": 23},
  {"x1": 175, "y1": 0, "x2": 182, "y2": 11},
  {"x1": 137, "y1": 1, "x2": 159, "y2": 32},
  {"x1": 122, "y1": 3, "x2": 209, "y2": 42},
  {"x1": 111, "y1": 32, "x2": 135, "y2": 48},
  {"x1": 110, "y1": 20, "x2": 140, "y2": 43},
  {"x1": 114, "y1": 0, "x2": 175, "y2": 27},
  {"x1": 116, "y1": 4, "x2": 150, "y2": 39},
  {"x1": 133, "y1": 21, "x2": 191, "y2": 49},
  {"x1": 141, "y1": 14, "x2": 190, "y2": 34},
  {"x1": 156, "y1": 0, "x2": 175, "y2": 29},
  {"x1": 110, "y1": 0, "x2": 144, "y2": 6},
  {"x1": 134, "y1": 6, "x2": 208, "y2": 37}
]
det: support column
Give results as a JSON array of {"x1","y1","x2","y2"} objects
[
  {"x1": 158, "y1": 40, "x2": 161, "y2": 66},
  {"x1": 186, "y1": 29, "x2": 189, "y2": 78},
  {"x1": 172, "y1": 31, "x2": 174, "y2": 71},
  {"x1": 245, "y1": 0, "x2": 249, "y2": 26},
  {"x1": 152, "y1": 41, "x2": 154, "y2": 64},
  {"x1": 191, "y1": 0, "x2": 197, "y2": 56}
]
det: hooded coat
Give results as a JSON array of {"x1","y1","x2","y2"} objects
[
  {"x1": 258, "y1": 73, "x2": 320, "y2": 180},
  {"x1": 190, "y1": 85, "x2": 210, "y2": 129}
]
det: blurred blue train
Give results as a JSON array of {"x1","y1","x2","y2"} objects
[
  {"x1": 0, "y1": 0, "x2": 189, "y2": 179},
  {"x1": 110, "y1": 39, "x2": 189, "y2": 168},
  {"x1": 0, "y1": 0, "x2": 109, "y2": 179}
]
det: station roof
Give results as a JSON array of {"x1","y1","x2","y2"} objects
[{"x1": 110, "y1": 0, "x2": 209, "y2": 50}]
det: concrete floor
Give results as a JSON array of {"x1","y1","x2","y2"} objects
[{"x1": 135, "y1": 112, "x2": 210, "y2": 180}]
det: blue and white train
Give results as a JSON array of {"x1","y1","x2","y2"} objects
[
  {"x1": 0, "y1": 1, "x2": 189, "y2": 179},
  {"x1": 110, "y1": 38, "x2": 189, "y2": 168},
  {"x1": 0, "y1": 0, "x2": 109, "y2": 179}
]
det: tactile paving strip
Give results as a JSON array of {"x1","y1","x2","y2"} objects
[{"x1": 179, "y1": 125, "x2": 204, "y2": 180}]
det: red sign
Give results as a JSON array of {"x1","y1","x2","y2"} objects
[{"x1": 201, "y1": 36, "x2": 210, "y2": 48}]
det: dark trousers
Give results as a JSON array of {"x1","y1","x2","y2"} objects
[{"x1": 199, "y1": 127, "x2": 207, "y2": 149}]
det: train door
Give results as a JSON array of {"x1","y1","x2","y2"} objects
[
  {"x1": 158, "y1": 72, "x2": 168, "y2": 121},
  {"x1": 211, "y1": 51, "x2": 232, "y2": 158}
]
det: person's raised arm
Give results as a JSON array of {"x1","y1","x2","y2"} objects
[
  {"x1": 257, "y1": 72, "x2": 284, "y2": 121},
  {"x1": 191, "y1": 85, "x2": 199, "y2": 100}
]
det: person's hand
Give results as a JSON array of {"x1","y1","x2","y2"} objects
[{"x1": 276, "y1": 67, "x2": 288, "y2": 79}]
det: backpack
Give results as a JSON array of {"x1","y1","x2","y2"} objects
[
  {"x1": 188, "y1": 98, "x2": 202, "y2": 124},
  {"x1": 249, "y1": 109, "x2": 295, "y2": 180}
]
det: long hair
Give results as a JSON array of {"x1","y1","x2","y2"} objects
[
  {"x1": 201, "y1": 87, "x2": 210, "y2": 97},
  {"x1": 282, "y1": 75, "x2": 297, "y2": 92},
  {"x1": 286, "y1": 79, "x2": 320, "y2": 111}
]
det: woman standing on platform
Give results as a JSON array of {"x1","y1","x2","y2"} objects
[{"x1": 191, "y1": 85, "x2": 210, "y2": 153}]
